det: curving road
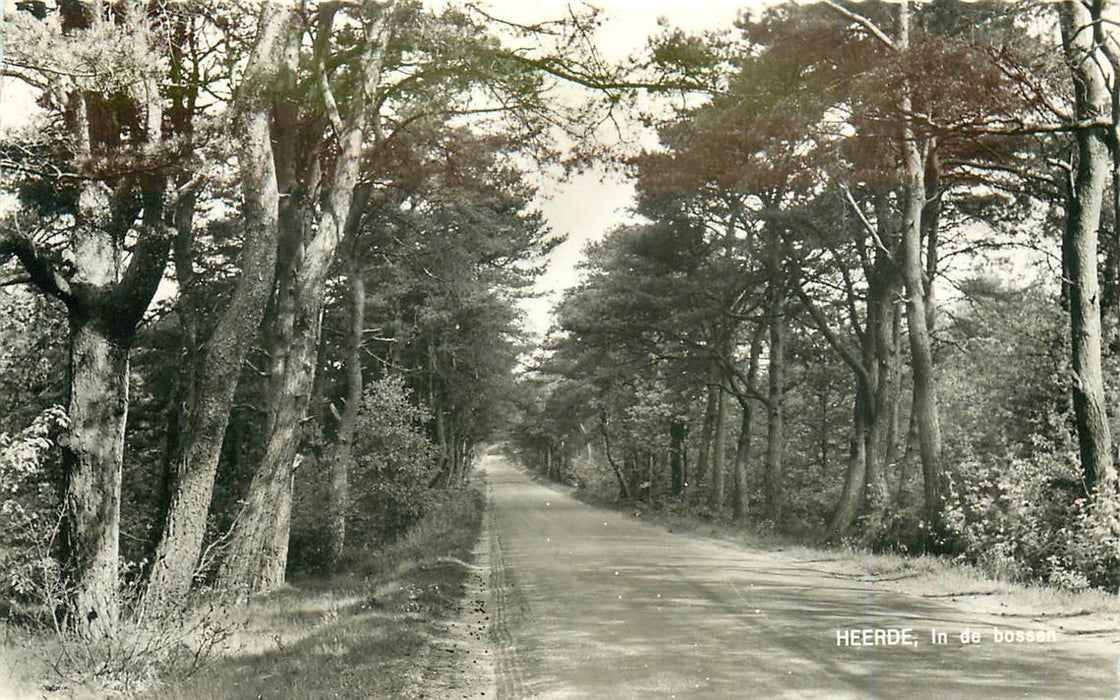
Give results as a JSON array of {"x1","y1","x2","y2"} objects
[{"x1": 477, "y1": 453, "x2": 1117, "y2": 699}]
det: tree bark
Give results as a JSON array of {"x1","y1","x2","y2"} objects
[
  {"x1": 864, "y1": 259, "x2": 900, "y2": 511},
  {"x1": 694, "y1": 365, "x2": 718, "y2": 491},
  {"x1": 898, "y1": 2, "x2": 946, "y2": 533},
  {"x1": 828, "y1": 388, "x2": 868, "y2": 539},
  {"x1": 325, "y1": 249, "x2": 365, "y2": 569},
  {"x1": 765, "y1": 277, "x2": 787, "y2": 526},
  {"x1": 215, "y1": 6, "x2": 394, "y2": 598},
  {"x1": 600, "y1": 411, "x2": 631, "y2": 500},
  {"x1": 732, "y1": 328, "x2": 764, "y2": 521},
  {"x1": 142, "y1": 4, "x2": 296, "y2": 612},
  {"x1": 669, "y1": 420, "x2": 686, "y2": 496},
  {"x1": 62, "y1": 319, "x2": 129, "y2": 637},
  {"x1": 710, "y1": 371, "x2": 727, "y2": 510},
  {"x1": 1059, "y1": 0, "x2": 1117, "y2": 492}
]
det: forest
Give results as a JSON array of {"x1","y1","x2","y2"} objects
[
  {"x1": 1, "y1": 0, "x2": 1119, "y2": 695},
  {"x1": 511, "y1": 0, "x2": 1120, "y2": 593}
]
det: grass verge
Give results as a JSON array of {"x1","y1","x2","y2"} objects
[
  {"x1": 149, "y1": 487, "x2": 487, "y2": 700},
  {"x1": 0, "y1": 486, "x2": 487, "y2": 700}
]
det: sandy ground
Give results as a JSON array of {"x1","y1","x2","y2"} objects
[{"x1": 465, "y1": 453, "x2": 1118, "y2": 699}]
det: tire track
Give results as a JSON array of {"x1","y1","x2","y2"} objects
[{"x1": 487, "y1": 482, "x2": 530, "y2": 699}]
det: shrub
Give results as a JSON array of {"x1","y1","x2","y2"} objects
[
  {"x1": 291, "y1": 375, "x2": 438, "y2": 570},
  {"x1": 943, "y1": 451, "x2": 1120, "y2": 590},
  {"x1": 1, "y1": 406, "x2": 67, "y2": 613},
  {"x1": 348, "y1": 376, "x2": 438, "y2": 545}
]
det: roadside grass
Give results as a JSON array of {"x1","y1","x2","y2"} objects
[
  {"x1": 0, "y1": 486, "x2": 486, "y2": 700},
  {"x1": 0, "y1": 621, "x2": 61, "y2": 699},
  {"x1": 570, "y1": 486, "x2": 1120, "y2": 632},
  {"x1": 151, "y1": 486, "x2": 486, "y2": 700}
]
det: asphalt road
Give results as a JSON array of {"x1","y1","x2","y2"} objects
[{"x1": 478, "y1": 453, "x2": 1118, "y2": 699}]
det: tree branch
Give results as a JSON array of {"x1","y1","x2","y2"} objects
[
  {"x1": 792, "y1": 276, "x2": 870, "y2": 387},
  {"x1": 821, "y1": 1, "x2": 898, "y2": 52},
  {"x1": 0, "y1": 227, "x2": 73, "y2": 303}
]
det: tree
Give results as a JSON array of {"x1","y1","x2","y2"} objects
[
  {"x1": 1056, "y1": 0, "x2": 1116, "y2": 492},
  {"x1": 142, "y1": 2, "x2": 299, "y2": 613},
  {"x1": 1, "y1": 1, "x2": 199, "y2": 634}
]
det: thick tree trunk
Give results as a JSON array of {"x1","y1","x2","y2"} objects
[
  {"x1": 669, "y1": 420, "x2": 685, "y2": 496},
  {"x1": 1059, "y1": 0, "x2": 1117, "y2": 492},
  {"x1": 214, "y1": 256, "x2": 328, "y2": 598},
  {"x1": 59, "y1": 176, "x2": 169, "y2": 639},
  {"x1": 215, "y1": 4, "x2": 393, "y2": 599},
  {"x1": 62, "y1": 319, "x2": 129, "y2": 637},
  {"x1": 142, "y1": 4, "x2": 295, "y2": 612}
]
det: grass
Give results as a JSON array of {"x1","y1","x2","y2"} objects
[
  {"x1": 151, "y1": 487, "x2": 487, "y2": 700},
  {"x1": 0, "y1": 487, "x2": 487, "y2": 700}
]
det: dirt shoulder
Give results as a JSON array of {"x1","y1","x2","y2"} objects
[
  {"x1": 403, "y1": 480, "x2": 497, "y2": 700},
  {"x1": 567, "y1": 484, "x2": 1120, "y2": 645}
]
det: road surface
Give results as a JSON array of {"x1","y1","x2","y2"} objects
[{"x1": 477, "y1": 453, "x2": 1117, "y2": 699}]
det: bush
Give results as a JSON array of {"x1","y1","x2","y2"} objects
[
  {"x1": 349, "y1": 376, "x2": 438, "y2": 545},
  {"x1": 1, "y1": 406, "x2": 67, "y2": 613},
  {"x1": 943, "y1": 451, "x2": 1120, "y2": 590},
  {"x1": 290, "y1": 375, "x2": 438, "y2": 570},
  {"x1": 38, "y1": 598, "x2": 238, "y2": 695},
  {"x1": 1, "y1": 407, "x2": 238, "y2": 695}
]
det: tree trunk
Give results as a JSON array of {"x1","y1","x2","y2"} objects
[
  {"x1": 325, "y1": 251, "x2": 365, "y2": 568},
  {"x1": 710, "y1": 375, "x2": 727, "y2": 510},
  {"x1": 827, "y1": 388, "x2": 868, "y2": 539},
  {"x1": 694, "y1": 366, "x2": 719, "y2": 490},
  {"x1": 59, "y1": 182, "x2": 169, "y2": 639},
  {"x1": 62, "y1": 320, "x2": 129, "y2": 637},
  {"x1": 142, "y1": 4, "x2": 296, "y2": 612},
  {"x1": 765, "y1": 278, "x2": 787, "y2": 526},
  {"x1": 669, "y1": 420, "x2": 686, "y2": 496},
  {"x1": 898, "y1": 2, "x2": 946, "y2": 533},
  {"x1": 214, "y1": 243, "x2": 328, "y2": 599},
  {"x1": 215, "y1": 3, "x2": 393, "y2": 599},
  {"x1": 732, "y1": 328, "x2": 764, "y2": 521},
  {"x1": 883, "y1": 305, "x2": 904, "y2": 479},
  {"x1": 864, "y1": 260, "x2": 899, "y2": 512},
  {"x1": 1059, "y1": 0, "x2": 1117, "y2": 492},
  {"x1": 600, "y1": 412, "x2": 631, "y2": 500},
  {"x1": 894, "y1": 406, "x2": 920, "y2": 508},
  {"x1": 732, "y1": 400, "x2": 754, "y2": 522}
]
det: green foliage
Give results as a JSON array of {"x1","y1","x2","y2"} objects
[
  {"x1": 944, "y1": 454, "x2": 1120, "y2": 590},
  {"x1": 0, "y1": 405, "x2": 67, "y2": 608},
  {"x1": 0, "y1": 289, "x2": 66, "y2": 434},
  {"x1": 934, "y1": 281, "x2": 1119, "y2": 588},
  {"x1": 349, "y1": 376, "x2": 437, "y2": 546}
]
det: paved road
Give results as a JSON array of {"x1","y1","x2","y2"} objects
[{"x1": 478, "y1": 453, "x2": 1117, "y2": 699}]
